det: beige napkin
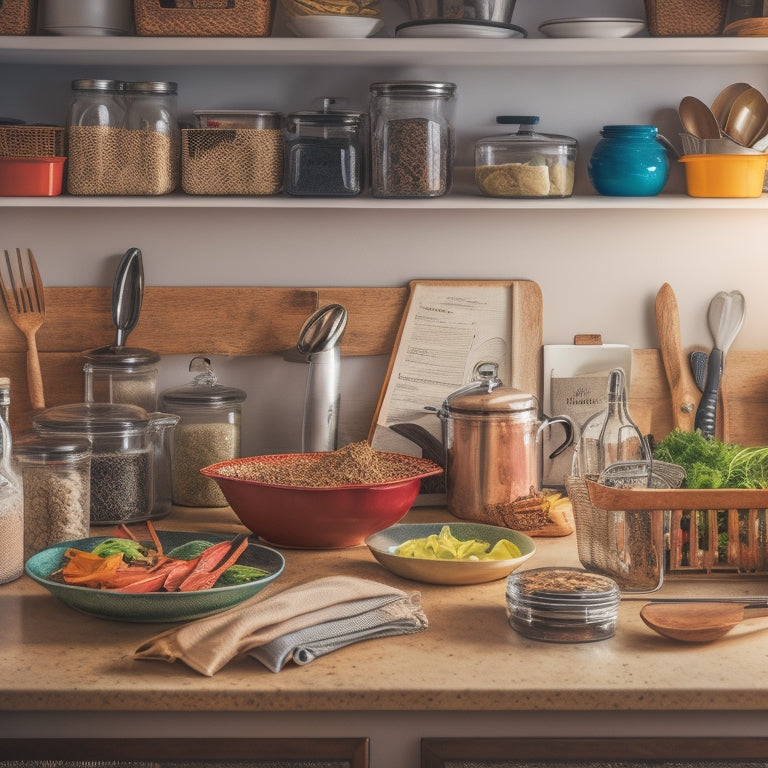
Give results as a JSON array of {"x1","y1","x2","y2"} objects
[{"x1": 134, "y1": 575, "x2": 427, "y2": 676}]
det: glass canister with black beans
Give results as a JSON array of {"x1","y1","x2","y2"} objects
[
  {"x1": 369, "y1": 81, "x2": 457, "y2": 198},
  {"x1": 284, "y1": 100, "x2": 367, "y2": 196}
]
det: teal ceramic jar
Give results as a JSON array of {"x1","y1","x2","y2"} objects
[{"x1": 588, "y1": 125, "x2": 670, "y2": 196}]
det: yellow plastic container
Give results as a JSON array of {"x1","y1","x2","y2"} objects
[{"x1": 679, "y1": 153, "x2": 768, "y2": 198}]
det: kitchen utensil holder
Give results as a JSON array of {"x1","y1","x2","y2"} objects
[
  {"x1": 134, "y1": 0, "x2": 275, "y2": 37},
  {"x1": 644, "y1": 0, "x2": 726, "y2": 36},
  {"x1": 0, "y1": 126, "x2": 65, "y2": 158},
  {"x1": 0, "y1": 0, "x2": 36, "y2": 34},
  {"x1": 568, "y1": 476, "x2": 768, "y2": 587},
  {"x1": 181, "y1": 128, "x2": 283, "y2": 195}
]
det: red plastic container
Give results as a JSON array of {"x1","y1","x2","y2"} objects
[{"x1": 0, "y1": 156, "x2": 66, "y2": 196}]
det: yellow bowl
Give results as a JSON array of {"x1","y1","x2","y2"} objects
[{"x1": 678, "y1": 153, "x2": 768, "y2": 198}]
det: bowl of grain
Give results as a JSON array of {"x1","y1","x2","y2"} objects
[{"x1": 200, "y1": 442, "x2": 443, "y2": 549}]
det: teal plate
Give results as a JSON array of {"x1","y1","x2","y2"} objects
[{"x1": 25, "y1": 531, "x2": 285, "y2": 623}]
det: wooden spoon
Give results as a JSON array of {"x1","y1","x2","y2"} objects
[
  {"x1": 679, "y1": 96, "x2": 721, "y2": 140},
  {"x1": 724, "y1": 86, "x2": 768, "y2": 146},
  {"x1": 640, "y1": 601, "x2": 768, "y2": 643},
  {"x1": 711, "y1": 82, "x2": 751, "y2": 129}
]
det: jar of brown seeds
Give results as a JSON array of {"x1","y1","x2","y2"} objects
[{"x1": 369, "y1": 81, "x2": 456, "y2": 198}]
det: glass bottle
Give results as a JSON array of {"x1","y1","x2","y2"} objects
[
  {"x1": 369, "y1": 81, "x2": 457, "y2": 198},
  {"x1": 0, "y1": 378, "x2": 24, "y2": 584},
  {"x1": 588, "y1": 125, "x2": 670, "y2": 197},
  {"x1": 159, "y1": 357, "x2": 246, "y2": 507}
]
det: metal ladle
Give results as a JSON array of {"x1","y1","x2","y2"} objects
[{"x1": 295, "y1": 303, "x2": 348, "y2": 452}]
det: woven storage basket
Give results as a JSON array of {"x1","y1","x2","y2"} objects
[
  {"x1": 134, "y1": 0, "x2": 274, "y2": 36},
  {"x1": 0, "y1": 126, "x2": 65, "y2": 158},
  {"x1": 644, "y1": 0, "x2": 726, "y2": 35},
  {"x1": 0, "y1": 0, "x2": 36, "y2": 34},
  {"x1": 181, "y1": 128, "x2": 283, "y2": 195},
  {"x1": 567, "y1": 475, "x2": 768, "y2": 591}
]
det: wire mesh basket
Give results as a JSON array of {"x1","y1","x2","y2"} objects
[
  {"x1": 0, "y1": 126, "x2": 65, "y2": 158},
  {"x1": 566, "y1": 475, "x2": 768, "y2": 592}
]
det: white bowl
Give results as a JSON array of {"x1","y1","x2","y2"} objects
[{"x1": 288, "y1": 14, "x2": 383, "y2": 37}]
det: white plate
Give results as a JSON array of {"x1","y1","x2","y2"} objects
[
  {"x1": 396, "y1": 19, "x2": 526, "y2": 38},
  {"x1": 538, "y1": 17, "x2": 646, "y2": 38},
  {"x1": 287, "y1": 14, "x2": 383, "y2": 37}
]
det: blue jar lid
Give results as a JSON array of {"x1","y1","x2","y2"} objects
[{"x1": 601, "y1": 125, "x2": 658, "y2": 138}]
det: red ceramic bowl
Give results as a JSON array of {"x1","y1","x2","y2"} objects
[{"x1": 201, "y1": 452, "x2": 443, "y2": 549}]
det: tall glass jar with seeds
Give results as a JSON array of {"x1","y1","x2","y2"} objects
[
  {"x1": 14, "y1": 433, "x2": 91, "y2": 561},
  {"x1": 66, "y1": 78, "x2": 127, "y2": 195},
  {"x1": 369, "y1": 81, "x2": 457, "y2": 198},
  {"x1": 32, "y1": 403, "x2": 178, "y2": 526},
  {"x1": 84, "y1": 346, "x2": 161, "y2": 412},
  {"x1": 122, "y1": 80, "x2": 180, "y2": 195},
  {"x1": 160, "y1": 357, "x2": 246, "y2": 508}
]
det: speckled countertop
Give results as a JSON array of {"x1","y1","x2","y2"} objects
[{"x1": 2, "y1": 505, "x2": 768, "y2": 714}]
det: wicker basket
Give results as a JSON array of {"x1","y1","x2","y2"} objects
[
  {"x1": 567, "y1": 475, "x2": 768, "y2": 591},
  {"x1": 134, "y1": 0, "x2": 275, "y2": 36},
  {"x1": 644, "y1": 0, "x2": 727, "y2": 36},
  {"x1": 181, "y1": 128, "x2": 283, "y2": 195},
  {"x1": 0, "y1": 126, "x2": 65, "y2": 158},
  {"x1": 0, "y1": 0, "x2": 36, "y2": 34}
]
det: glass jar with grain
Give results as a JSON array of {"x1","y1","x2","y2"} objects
[
  {"x1": 369, "y1": 81, "x2": 457, "y2": 198},
  {"x1": 160, "y1": 357, "x2": 247, "y2": 508},
  {"x1": 32, "y1": 403, "x2": 178, "y2": 526},
  {"x1": 14, "y1": 433, "x2": 92, "y2": 561},
  {"x1": 84, "y1": 346, "x2": 161, "y2": 412}
]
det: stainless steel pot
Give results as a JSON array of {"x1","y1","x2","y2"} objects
[{"x1": 438, "y1": 368, "x2": 575, "y2": 522}]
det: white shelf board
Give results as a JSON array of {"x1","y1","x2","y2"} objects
[
  {"x1": 4, "y1": 35, "x2": 768, "y2": 67},
  {"x1": 2, "y1": 193, "x2": 766, "y2": 210}
]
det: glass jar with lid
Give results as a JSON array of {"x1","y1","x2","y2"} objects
[
  {"x1": 475, "y1": 116, "x2": 577, "y2": 198},
  {"x1": 66, "y1": 78, "x2": 127, "y2": 195},
  {"x1": 84, "y1": 346, "x2": 161, "y2": 413},
  {"x1": 369, "y1": 81, "x2": 457, "y2": 198},
  {"x1": 284, "y1": 99, "x2": 367, "y2": 197},
  {"x1": 32, "y1": 403, "x2": 178, "y2": 525},
  {"x1": 160, "y1": 357, "x2": 247, "y2": 508},
  {"x1": 123, "y1": 80, "x2": 180, "y2": 195},
  {"x1": 14, "y1": 432, "x2": 92, "y2": 561}
]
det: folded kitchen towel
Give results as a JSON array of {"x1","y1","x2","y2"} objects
[{"x1": 134, "y1": 575, "x2": 427, "y2": 676}]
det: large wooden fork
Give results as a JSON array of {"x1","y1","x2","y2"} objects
[{"x1": 0, "y1": 248, "x2": 46, "y2": 410}]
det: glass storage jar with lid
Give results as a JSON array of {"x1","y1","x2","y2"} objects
[
  {"x1": 66, "y1": 78, "x2": 127, "y2": 195},
  {"x1": 474, "y1": 116, "x2": 577, "y2": 198},
  {"x1": 369, "y1": 81, "x2": 457, "y2": 198},
  {"x1": 32, "y1": 403, "x2": 178, "y2": 525},
  {"x1": 0, "y1": 377, "x2": 23, "y2": 584},
  {"x1": 14, "y1": 433, "x2": 92, "y2": 561},
  {"x1": 160, "y1": 357, "x2": 247, "y2": 508},
  {"x1": 284, "y1": 98, "x2": 367, "y2": 197},
  {"x1": 84, "y1": 346, "x2": 161, "y2": 412},
  {"x1": 123, "y1": 80, "x2": 180, "y2": 194}
]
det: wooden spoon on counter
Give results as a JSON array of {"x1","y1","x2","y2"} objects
[{"x1": 640, "y1": 601, "x2": 768, "y2": 643}]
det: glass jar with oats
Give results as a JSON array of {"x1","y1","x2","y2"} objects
[
  {"x1": 474, "y1": 116, "x2": 577, "y2": 198},
  {"x1": 369, "y1": 81, "x2": 456, "y2": 198},
  {"x1": 160, "y1": 357, "x2": 246, "y2": 508}
]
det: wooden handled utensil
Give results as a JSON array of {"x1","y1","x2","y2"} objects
[
  {"x1": 0, "y1": 248, "x2": 46, "y2": 411},
  {"x1": 654, "y1": 283, "x2": 700, "y2": 431},
  {"x1": 641, "y1": 600, "x2": 768, "y2": 643}
]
